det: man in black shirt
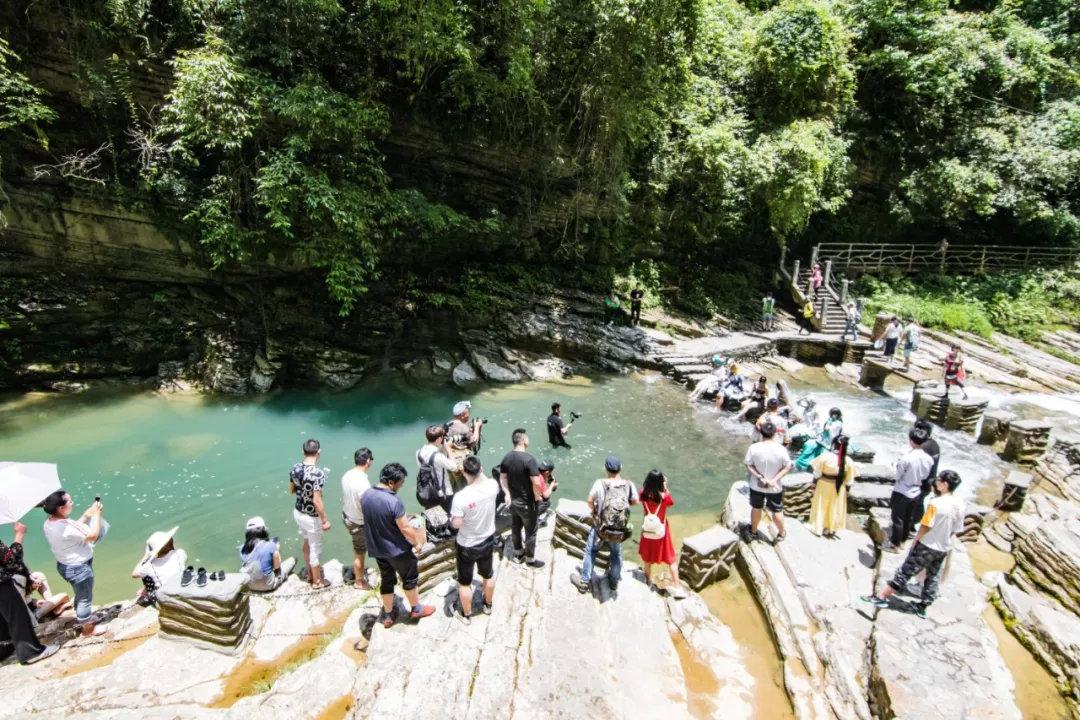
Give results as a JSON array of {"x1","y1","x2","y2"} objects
[
  {"x1": 630, "y1": 287, "x2": 644, "y2": 326},
  {"x1": 498, "y1": 428, "x2": 547, "y2": 568},
  {"x1": 546, "y1": 403, "x2": 575, "y2": 449}
]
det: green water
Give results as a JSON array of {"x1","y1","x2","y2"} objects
[
  {"x1": 1, "y1": 374, "x2": 748, "y2": 602},
  {"x1": 1, "y1": 369, "x2": 1012, "y2": 604}
]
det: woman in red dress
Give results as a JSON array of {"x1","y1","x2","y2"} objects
[{"x1": 638, "y1": 470, "x2": 685, "y2": 597}]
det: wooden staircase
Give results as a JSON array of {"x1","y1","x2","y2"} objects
[{"x1": 780, "y1": 247, "x2": 851, "y2": 334}]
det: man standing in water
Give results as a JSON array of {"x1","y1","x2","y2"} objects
[
  {"x1": 863, "y1": 470, "x2": 965, "y2": 619},
  {"x1": 629, "y1": 286, "x2": 644, "y2": 326},
  {"x1": 499, "y1": 429, "x2": 547, "y2": 568},
  {"x1": 546, "y1": 403, "x2": 578, "y2": 449},
  {"x1": 744, "y1": 421, "x2": 792, "y2": 544},
  {"x1": 361, "y1": 463, "x2": 435, "y2": 627},
  {"x1": 447, "y1": 400, "x2": 484, "y2": 453},
  {"x1": 289, "y1": 439, "x2": 331, "y2": 588}
]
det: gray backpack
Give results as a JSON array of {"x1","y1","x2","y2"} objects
[{"x1": 596, "y1": 480, "x2": 633, "y2": 542}]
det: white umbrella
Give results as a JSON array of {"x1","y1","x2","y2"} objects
[{"x1": 0, "y1": 462, "x2": 62, "y2": 524}]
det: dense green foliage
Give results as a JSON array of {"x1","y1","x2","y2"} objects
[
  {"x1": 856, "y1": 269, "x2": 1080, "y2": 339},
  {"x1": 0, "y1": 0, "x2": 1078, "y2": 316}
]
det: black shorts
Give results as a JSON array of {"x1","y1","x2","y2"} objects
[
  {"x1": 455, "y1": 536, "x2": 495, "y2": 586},
  {"x1": 749, "y1": 488, "x2": 784, "y2": 513},
  {"x1": 375, "y1": 552, "x2": 419, "y2": 594}
]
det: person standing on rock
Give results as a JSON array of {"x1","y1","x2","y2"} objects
[
  {"x1": 798, "y1": 299, "x2": 815, "y2": 335},
  {"x1": 808, "y1": 435, "x2": 857, "y2": 537},
  {"x1": 942, "y1": 344, "x2": 969, "y2": 400},
  {"x1": 42, "y1": 489, "x2": 109, "y2": 637},
  {"x1": 761, "y1": 291, "x2": 776, "y2": 331},
  {"x1": 342, "y1": 447, "x2": 374, "y2": 590},
  {"x1": 450, "y1": 455, "x2": 500, "y2": 623},
  {"x1": 630, "y1": 286, "x2": 644, "y2": 326},
  {"x1": 886, "y1": 428, "x2": 935, "y2": 552},
  {"x1": 572, "y1": 455, "x2": 639, "y2": 594},
  {"x1": 1, "y1": 522, "x2": 59, "y2": 664},
  {"x1": 842, "y1": 302, "x2": 860, "y2": 342},
  {"x1": 744, "y1": 421, "x2": 793, "y2": 544},
  {"x1": 289, "y1": 439, "x2": 331, "y2": 589},
  {"x1": 883, "y1": 316, "x2": 902, "y2": 365},
  {"x1": 913, "y1": 419, "x2": 941, "y2": 508},
  {"x1": 500, "y1": 429, "x2": 548, "y2": 568},
  {"x1": 361, "y1": 463, "x2": 435, "y2": 627},
  {"x1": 447, "y1": 400, "x2": 484, "y2": 454},
  {"x1": 417, "y1": 426, "x2": 459, "y2": 513},
  {"x1": 810, "y1": 262, "x2": 823, "y2": 300},
  {"x1": 901, "y1": 317, "x2": 921, "y2": 371},
  {"x1": 603, "y1": 290, "x2": 622, "y2": 326},
  {"x1": 637, "y1": 470, "x2": 686, "y2": 598},
  {"x1": 863, "y1": 470, "x2": 965, "y2": 619}
]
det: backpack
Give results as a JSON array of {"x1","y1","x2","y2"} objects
[
  {"x1": 415, "y1": 449, "x2": 443, "y2": 509},
  {"x1": 595, "y1": 480, "x2": 634, "y2": 543},
  {"x1": 423, "y1": 506, "x2": 453, "y2": 542},
  {"x1": 641, "y1": 498, "x2": 666, "y2": 541}
]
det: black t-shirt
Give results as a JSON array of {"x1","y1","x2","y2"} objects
[
  {"x1": 630, "y1": 290, "x2": 644, "y2": 306},
  {"x1": 921, "y1": 438, "x2": 941, "y2": 484},
  {"x1": 547, "y1": 413, "x2": 567, "y2": 446},
  {"x1": 500, "y1": 450, "x2": 540, "y2": 504}
]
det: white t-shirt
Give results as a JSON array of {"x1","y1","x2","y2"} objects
[
  {"x1": 136, "y1": 548, "x2": 188, "y2": 585},
  {"x1": 894, "y1": 447, "x2": 935, "y2": 499},
  {"x1": 587, "y1": 478, "x2": 639, "y2": 512},
  {"x1": 43, "y1": 517, "x2": 95, "y2": 565},
  {"x1": 885, "y1": 323, "x2": 901, "y2": 340},
  {"x1": 919, "y1": 494, "x2": 965, "y2": 552},
  {"x1": 450, "y1": 476, "x2": 500, "y2": 548},
  {"x1": 417, "y1": 444, "x2": 458, "y2": 496},
  {"x1": 744, "y1": 439, "x2": 792, "y2": 494},
  {"x1": 341, "y1": 467, "x2": 370, "y2": 525}
]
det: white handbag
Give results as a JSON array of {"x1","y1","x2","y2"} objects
[{"x1": 641, "y1": 500, "x2": 666, "y2": 540}]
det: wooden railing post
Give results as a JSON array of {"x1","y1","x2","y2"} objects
[
  {"x1": 841, "y1": 278, "x2": 849, "y2": 304},
  {"x1": 979, "y1": 247, "x2": 986, "y2": 274},
  {"x1": 939, "y1": 239, "x2": 948, "y2": 273},
  {"x1": 810, "y1": 245, "x2": 820, "y2": 269},
  {"x1": 792, "y1": 259, "x2": 801, "y2": 294},
  {"x1": 1024, "y1": 247, "x2": 1031, "y2": 269},
  {"x1": 907, "y1": 245, "x2": 914, "y2": 273},
  {"x1": 779, "y1": 245, "x2": 787, "y2": 271}
]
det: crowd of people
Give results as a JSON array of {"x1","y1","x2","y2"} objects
[{"x1": 1, "y1": 354, "x2": 973, "y2": 666}]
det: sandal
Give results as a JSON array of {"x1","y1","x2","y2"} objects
[
  {"x1": 379, "y1": 609, "x2": 397, "y2": 629},
  {"x1": 312, "y1": 579, "x2": 331, "y2": 589}
]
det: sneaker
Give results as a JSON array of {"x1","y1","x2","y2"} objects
[
  {"x1": 860, "y1": 594, "x2": 889, "y2": 609},
  {"x1": 408, "y1": 604, "x2": 436, "y2": 622},
  {"x1": 913, "y1": 603, "x2": 928, "y2": 619},
  {"x1": 22, "y1": 644, "x2": 59, "y2": 665},
  {"x1": 571, "y1": 574, "x2": 589, "y2": 594},
  {"x1": 524, "y1": 558, "x2": 545, "y2": 569},
  {"x1": 481, "y1": 602, "x2": 493, "y2": 615},
  {"x1": 510, "y1": 554, "x2": 525, "y2": 565},
  {"x1": 456, "y1": 610, "x2": 472, "y2": 626},
  {"x1": 773, "y1": 532, "x2": 787, "y2": 545}
]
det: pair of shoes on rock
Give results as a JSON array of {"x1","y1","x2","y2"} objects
[{"x1": 182, "y1": 567, "x2": 225, "y2": 587}]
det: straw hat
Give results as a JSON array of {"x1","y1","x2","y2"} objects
[{"x1": 137, "y1": 526, "x2": 179, "y2": 566}]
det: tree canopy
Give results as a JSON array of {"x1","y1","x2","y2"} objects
[{"x1": 0, "y1": 0, "x2": 1077, "y2": 312}]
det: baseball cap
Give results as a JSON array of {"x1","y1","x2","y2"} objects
[
  {"x1": 604, "y1": 455, "x2": 621, "y2": 473},
  {"x1": 452, "y1": 400, "x2": 472, "y2": 416},
  {"x1": 245, "y1": 516, "x2": 266, "y2": 532}
]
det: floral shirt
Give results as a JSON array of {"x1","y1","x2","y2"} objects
[
  {"x1": 0, "y1": 539, "x2": 27, "y2": 584},
  {"x1": 290, "y1": 462, "x2": 328, "y2": 518}
]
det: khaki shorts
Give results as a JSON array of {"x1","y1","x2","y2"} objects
[{"x1": 344, "y1": 516, "x2": 367, "y2": 555}]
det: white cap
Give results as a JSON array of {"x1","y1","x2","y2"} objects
[
  {"x1": 452, "y1": 400, "x2": 472, "y2": 416},
  {"x1": 245, "y1": 516, "x2": 266, "y2": 532}
]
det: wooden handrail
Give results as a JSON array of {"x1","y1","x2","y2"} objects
[{"x1": 812, "y1": 242, "x2": 1078, "y2": 274}]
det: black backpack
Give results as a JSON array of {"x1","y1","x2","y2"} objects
[{"x1": 415, "y1": 449, "x2": 443, "y2": 509}]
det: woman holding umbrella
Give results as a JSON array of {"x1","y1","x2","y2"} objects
[{"x1": 1, "y1": 522, "x2": 59, "y2": 664}]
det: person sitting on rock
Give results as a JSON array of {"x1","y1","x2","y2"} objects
[
  {"x1": 131, "y1": 526, "x2": 186, "y2": 602},
  {"x1": 716, "y1": 363, "x2": 747, "y2": 409},
  {"x1": 18, "y1": 571, "x2": 70, "y2": 621},
  {"x1": 239, "y1": 517, "x2": 296, "y2": 592},
  {"x1": 1, "y1": 522, "x2": 59, "y2": 665},
  {"x1": 447, "y1": 400, "x2": 484, "y2": 453},
  {"x1": 450, "y1": 455, "x2": 499, "y2": 624},
  {"x1": 863, "y1": 470, "x2": 965, "y2": 619},
  {"x1": 361, "y1": 463, "x2": 435, "y2": 628},
  {"x1": 752, "y1": 398, "x2": 788, "y2": 443}
]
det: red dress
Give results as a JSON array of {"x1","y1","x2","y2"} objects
[{"x1": 638, "y1": 493, "x2": 676, "y2": 565}]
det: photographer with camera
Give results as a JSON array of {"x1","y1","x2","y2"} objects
[
  {"x1": 447, "y1": 400, "x2": 485, "y2": 453},
  {"x1": 546, "y1": 403, "x2": 580, "y2": 449}
]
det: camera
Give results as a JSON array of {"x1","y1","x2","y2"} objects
[
  {"x1": 570, "y1": 411, "x2": 582, "y2": 420},
  {"x1": 481, "y1": 417, "x2": 489, "y2": 424}
]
